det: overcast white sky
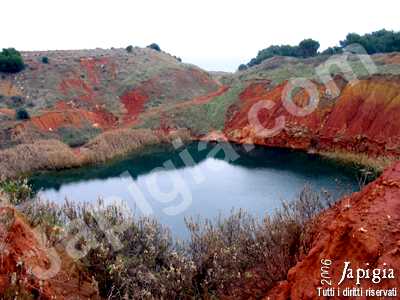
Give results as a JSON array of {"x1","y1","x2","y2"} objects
[{"x1": 2, "y1": 0, "x2": 398, "y2": 71}]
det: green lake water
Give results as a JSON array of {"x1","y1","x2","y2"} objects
[{"x1": 30, "y1": 142, "x2": 360, "y2": 238}]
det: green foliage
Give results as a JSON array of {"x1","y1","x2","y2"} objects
[
  {"x1": 247, "y1": 39, "x2": 319, "y2": 67},
  {"x1": 126, "y1": 45, "x2": 133, "y2": 53},
  {"x1": 57, "y1": 125, "x2": 101, "y2": 147},
  {"x1": 16, "y1": 108, "x2": 30, "y2": 120},
  {"x1": 0, "y1": 48, "x2": 25, "y2": 73},
  {"x1": 321, "y1": 46, "x2": 343, "y2": 55},
  {"x1": 298, "y1": 39, "x2": 320, "y2": 58},
  {"x1": 41, "y1": 56, "x2": 49, "y2": 64},
  {"x1": 238, "y1": 64, "x2": 248, "y2": 71},
  {"x1": 0, "y1": 177, "x2": 33, "y2": 205},
  {"x1": 248, "y1": 44, "x2": 299, "y2": 67},
  {"x1": 340, "y1": 29, "x2": 400, "y2": 54},
  {"x1": 245, "y1": 29, "x2": 400, "y2": 69},
  {"x1": 147, "y1": 43, "x2": 161, "y2": 52}
]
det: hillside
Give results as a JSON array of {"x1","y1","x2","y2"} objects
[
  {"x1": 1, "y1": 48, "x2": 400, "y2": 299},
  {"x1": 0, "y1": 47, "x2": 220, "y2": 148}
]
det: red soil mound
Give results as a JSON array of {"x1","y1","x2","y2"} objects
[
  {"x1": 0, "y1": 207, "x2": 99, "y2": 299},
  {"x1": 319, "y1": 77, "x2": 400, "y2": 155},
  {"x1": 225, "y1": 80, "x2": 331, "y2": 149},
  {"x1": 120, "y1": 88, "x2": 150, "y2": 122},
  {"x1": 17, "y1": 108, "x2": 116, "y2": 132},
  {"x1": 265, "y1": 161, "x2": 400, "y2": 299}
]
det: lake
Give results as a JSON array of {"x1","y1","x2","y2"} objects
[{"x1": 30, "y1": 142, "x2": 360, "y2": 238}]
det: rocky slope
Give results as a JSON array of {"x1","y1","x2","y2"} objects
[
  {"x1": 264, "y1": 161, "x2": 400, "y2": 299},
  {"x1": 224, "y1": 75, "x2": 400, "y2": 160},
  {"x1": 0, "y1": 206, "x2": 99, "y2": 299}
]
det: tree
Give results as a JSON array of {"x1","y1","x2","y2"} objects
[
  {"x1": 41, "y1": 56, "x2": 49, "y2": 64},
  {"x1": 339, "y1": 29, "x2": 400, "y2": 54},
  {"x1": 147, "y1": 43, "x2": 161, "y2": 52},
  {"x1": 238, "y1": 64, "x2": 248, "y2": 71},
  {"x1": 298, "y1": 39, "x2": 320, "y2": 58},
  {"x1": 0, "y1": 48, "x2": 25, "y2": 73},
  {"x1": 126, "y1": 45, "x2": 133, "y2": 53},
  {"x1": 321, "y1": 46, "x2": 343, "y2": 56},
  {"x1": 16, "y1": 108, "x2": 30, "y2": 120}
]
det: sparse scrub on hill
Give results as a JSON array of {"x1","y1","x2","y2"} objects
[
  {"x1": 0, "y1": 48, "x2": 24, "y2": 73},
  {"x1": 19, "y1": 186, "x2": 331, "y2": 298},
  {"x1": 137, "y1": 84, "x2": 243, "y2": 134}
]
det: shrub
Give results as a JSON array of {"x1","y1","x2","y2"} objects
[
  {"x1": 298, "y1": 39, "x2": 320, "y2": 58},
  {"x1": 340, "y1": 29, "x2": 400, "y2": 54},
  {"x1": 0, "y1": 48, "x2": 25, "y2": 73},
  {"x1": 57, "y1": 125, "x2": 101, "y2": 147},
  {"x1": 16, "y1": 108, "x2": 30, "y2": 120},
  {"x1": 321, "y1": 46, "x2": 343, "y2": 55},
  {"x1": 126, "y1": 45, "x2": 133, "y2": 53},
  {"x1": 147, "y1": 43, "x2": 161, "y2": 52},
  {"x1": 0, "y1": 177, "x2": 32, "y2": 205},
  {"x1": 20, "y1": 186, "x2": 332, "y2": 298},
  {"x1": 238, "y1": 64, "x2": 248, "y2": 71},
  {"x1": 41, "y1": 56, "x2": 49, "y2": 64}
]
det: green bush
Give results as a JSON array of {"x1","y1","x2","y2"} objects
[
  {"x1": 57, "y1": 125, "x2": 101, "y2": 147},
  {"x1": 340, "y1": 29, "x2": 400, "y2": 54},
  {"x1": 0, "y1": 48, "x2": 25, "y2": 73},
  {"x1": 238, "y1": 64, "x2": 248, "y2": 71},
  {"x1": 41, "y1": 56, "x2": 49, "y2": 64},
  {"x1": 126, "y1": 45, "x2": 133, "y2": 53},
  {"x1": 147, "y1": 43, "x2": 161, "y2": 52},
  {"x1": 0, "y1": 177, "x2": 32, "y2": 205},
  {"x1": 321, "y1": 46, "x2": 343, "y2": 55},
  {"x1": 298, "y1": 39, "x2": 320, "y2": 58},
  {"x1": 16, "y1": 108, "x2": 30, "y2": 120}
]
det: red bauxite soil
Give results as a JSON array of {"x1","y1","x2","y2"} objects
[
  {"x1": 0, "y1": 207, "x2": 100, "y2": 299},
  {"x1": 16, "y1": 108, "x2": 116, "y2": 132},
  {"x1": 263, "y1": 161, "x2": 400, "y2": 300},
  {"x1": 120, "y1": 88, "x2": 150, "y2": 122},
  {"x1": 225, "y1": 75, "x2": 400, "y2": 157}
]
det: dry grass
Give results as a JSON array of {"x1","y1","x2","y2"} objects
[
  {"x1": 80, "y1": 128, "x2": 191, "y2": 164},
  {"x1": 0, "y1": 128, "x2": 192, "y2": 179},
  {"x1": 0, "y1": 139, "x2": 80, "y2": 178},
  {"x1": 319, "y1": 150, "x2": 394, "y2": 173}
]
